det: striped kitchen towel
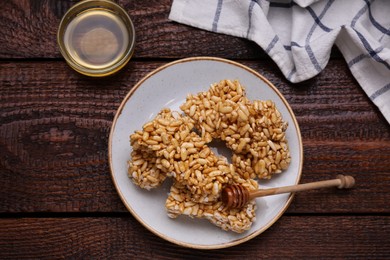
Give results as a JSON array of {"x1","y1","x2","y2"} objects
[{"x1": 169, "y1": 0, "x2": 390, "y2": 124}]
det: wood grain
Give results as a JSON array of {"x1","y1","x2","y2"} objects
[
  {"x1": 0, "y1": 216, "x2": 389, "y2": 258},
  {"x1": 1, "y1": 60, "x2": 389, "y2": 213}
]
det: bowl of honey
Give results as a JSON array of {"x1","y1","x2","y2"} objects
[{"x1": 57, "y1": 0, "x2": 135, "y2": 77}]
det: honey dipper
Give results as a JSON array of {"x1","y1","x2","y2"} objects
[{"x1": 222, "y1": 175, "x2": 355, "y2": 209}]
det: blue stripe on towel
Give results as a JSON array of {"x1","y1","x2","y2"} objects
[
  {"x1": 364, "y1": 0, "x2": 390, "y2": 35},
  {"x1": 354, "y1": 29, "x2": 390, "y2": 70},
  {"x1": 370, "y1": 83, "x2": 390, "y2": 100},
  {"x1": 287, "y1": 68, "x2": 296, "y2": 81},
  {"x1": 284, "y1": 41, "x2": 304, "y2": 51},
  {"x1": 305, "y1": 0, "x2": 335, "y2": 72},
  {"x1": 351, "y1": 1, "x2": 369, "y2": 27},
  {"x1": 246, "y1": 0, "x2": 258, "y2": 38},
  {"x1": 265, "y1": 35, "x2": 279, "y2": 53},
  {"x1": 212, "y1": 0, "x2": 224, "y2": 32},
  {"x1": 305, "y1": 45, "x2": 322, "y2": 72},
  {"x1": 347, "y1": 47, "x2": 384, "y2": 68},
  {"x1": 306, "y1": 6, "x2": 332, "y2": 32}
]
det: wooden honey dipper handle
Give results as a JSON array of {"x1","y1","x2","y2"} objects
[
  {"x1": 222, "y1": 175, "x2": 355, "y2": 209},
  {"x1": 249, "y1": 174, "x2": 355, "y2": 199}
]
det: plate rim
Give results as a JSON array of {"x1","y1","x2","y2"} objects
[{"x1": 108, "y1": 56, "x2": 303, "y2": 249}]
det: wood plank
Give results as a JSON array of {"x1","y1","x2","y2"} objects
[
  {"x1": 0, "y1": 216, "x2": 388, "y2": 259},
  {"x1": 0, "y1": 0, "x2": 343, "y2": 60},
  {"x1": 0, "y1": 60, "x2": 389, "y2": 213}
]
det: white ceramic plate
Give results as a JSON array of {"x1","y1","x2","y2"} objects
[{"x1": 109, "y1": 57, "x2": 303, "y2": 249}]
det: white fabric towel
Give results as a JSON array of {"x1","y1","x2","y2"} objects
[{"x1": 169, "y1": 0, "x2": 390, "y2": 124}]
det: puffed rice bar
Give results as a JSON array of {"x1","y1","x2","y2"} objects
[
  {"x1": 180, "y1": 79, "x2": 291, "y2": 179},
  {"x1": 166, "y1": 179, "x2": 258, "y2": 233}
]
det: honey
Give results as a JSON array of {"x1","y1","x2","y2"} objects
[{"x1": 58, "y1": 0, "x2": 135, "y2": 77}]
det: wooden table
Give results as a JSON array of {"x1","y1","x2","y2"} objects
[{"x1": 1, "y1": 1, "x2": 389, "y2": 258}]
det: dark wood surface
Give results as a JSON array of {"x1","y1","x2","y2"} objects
[{"x1": 1, "y1": 0, "x2": 389, "y2": 258}]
